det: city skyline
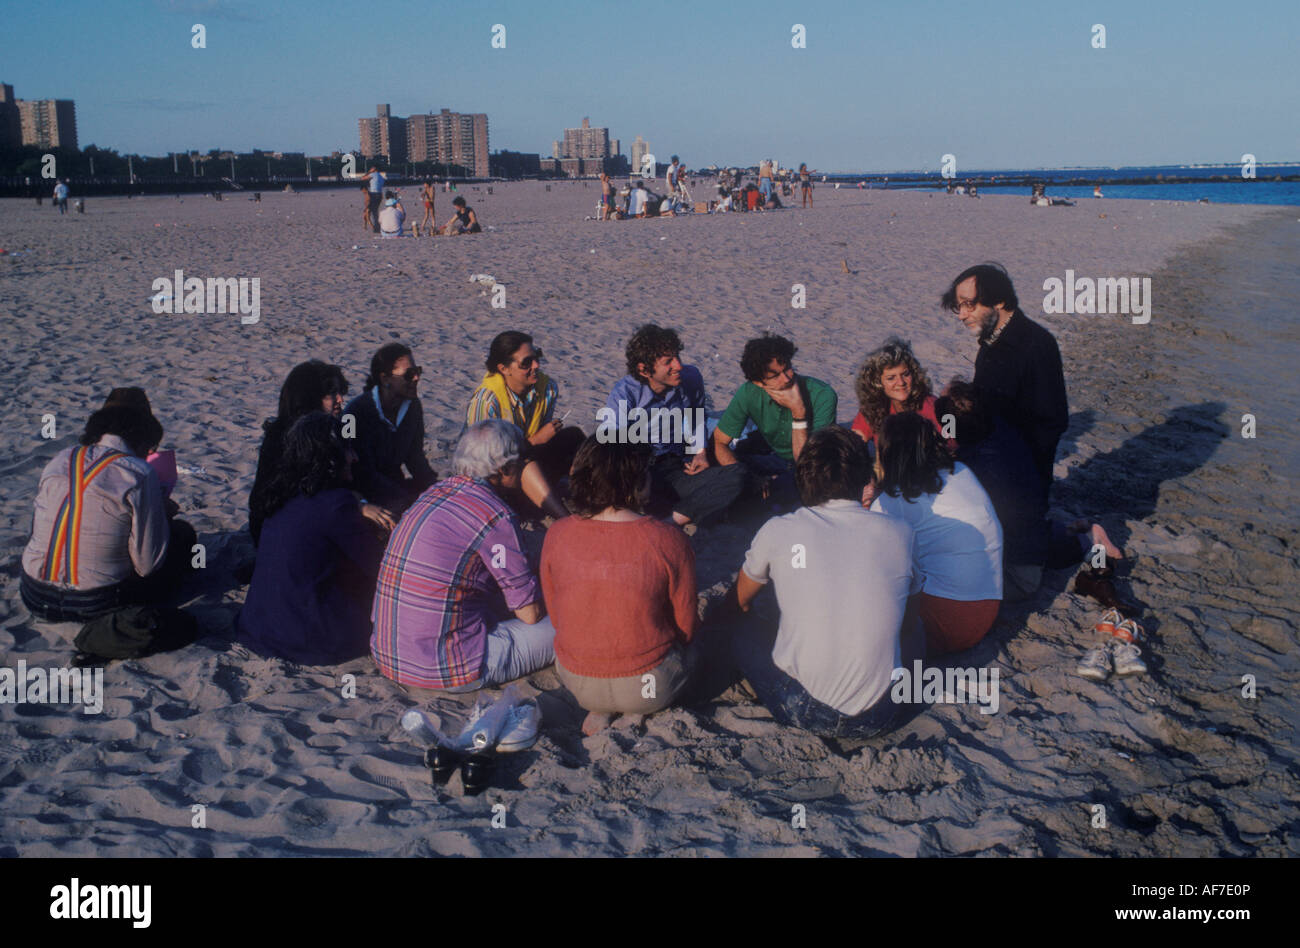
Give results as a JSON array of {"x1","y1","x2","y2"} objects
[{"x1": 2, "y1": 0, "x2": 1297, "y2": 172}]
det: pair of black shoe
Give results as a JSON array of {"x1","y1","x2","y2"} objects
[{"x1": 425, "y1": 745, "x2": 495, "y2": 796}]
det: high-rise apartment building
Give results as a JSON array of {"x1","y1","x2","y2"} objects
[
  {"x1": 358, "y1": 104, "x2": 408, "y2": 163},
  {"x1": 0, "y1": 84, "x2": 21, "y2": 149},
  {"x1": 1, "y1": 83, "x2": 78, "y2": 150},
  {"x1": 406, "y1": 109, "x2": 489, "y2": 176},
  {"x1": 560, "y1": 117, "x2": 610, "y2": 160}
]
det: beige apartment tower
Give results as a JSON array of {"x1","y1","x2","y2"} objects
[{"x1": 406, "y1": 108, "x2": 489, "y2": 176}]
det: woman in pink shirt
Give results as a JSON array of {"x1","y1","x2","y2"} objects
[
  {"x1": 540, "y1": 435, "x2": 699, "y2": 735},
  {"x1": 851, "y1": 337, "x2": 949, "y2": 450}
]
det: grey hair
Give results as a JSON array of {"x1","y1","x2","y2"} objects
[{"x1": 452, "y1": 420, "x2": 525, "y2": 479}]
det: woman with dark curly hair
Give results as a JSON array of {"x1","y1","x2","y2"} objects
[
  {"x1": 850, "y1": 337, "x2": 945, "y2": 449},
  {"x1": 869, "y1": 412, "x2": 1003, "y2": 656},
  {"x1": 238, "y1": 412, "x2": 386, "y2": 664},
  {"x1": 540, "y1": 435, "x2": 699, "y2": 735},
  {"x1": 249, "y1": 360, "x2": 396, "y2": 544}
]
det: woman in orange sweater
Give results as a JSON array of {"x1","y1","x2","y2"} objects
[{"x1": 540, "y1": 435, "x2": 699, "y2": 735}]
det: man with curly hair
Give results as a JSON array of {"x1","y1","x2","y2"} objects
[
  {"x1": 713, "y1": 334, "x2": 838, "y2": 503},
  {"x1": 604, "y1": 324, "x2": 746, "y2": 528}
]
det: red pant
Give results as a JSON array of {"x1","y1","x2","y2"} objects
[{"x1": 917, "y1": 593, "x2": 1000, "y2": 656}]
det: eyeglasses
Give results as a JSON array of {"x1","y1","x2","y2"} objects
[
  {"x1": 516, "y1": 348, "x2": 544, "y2": 369},
  {"x1": 953, "y1": 300, "x2": 981, "y2": 313},
  {"x1": 394, "y1": 366, "x2": 422, "y2": 380}
]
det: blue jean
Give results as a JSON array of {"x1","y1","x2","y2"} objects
[
  {"x1": 731, "y1": 611, "x2": 903, "y2": 739},
  {"x1": 438, "y1": 615, "x2": 557, "y2": 693}
]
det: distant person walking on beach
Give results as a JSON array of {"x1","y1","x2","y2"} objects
[
  {"x1": 666, "y1": 156, "x2": 681, "y2": 210},
  {"x1": 599, "y1": 172, "x2": 615, "y2": 220},
  {"x1": 360, "y1": 166, "x2": 385, "y2": 233},
  {"x1": 799, "y1": 164, "x2": 813, "y2": 207},
  {"x1": 441, "y1": 196, "x2": 481, "y2": 234},
  {"x1": 420, "y1": 181, "x2": 436, "y2": 233},
  {"x1": 53, "y1": 179, "x2": 70, "y2": 214},
  {"x1": 758, "y1": 159, "x2": 774, "y2": 203},
  {"x1": 360, "y1": 181, "x2": 373, "y2": 230}
]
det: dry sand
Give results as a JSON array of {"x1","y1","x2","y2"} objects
[{"x1": 1, "y1": 182, "x2": 1296, "y2": 856}]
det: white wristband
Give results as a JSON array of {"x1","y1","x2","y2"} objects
[{"x1": 791, "y1": 420, "x2": 808, "y2": 430}]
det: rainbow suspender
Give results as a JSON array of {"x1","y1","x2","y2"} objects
[{"x1": 42, "y1": 446, "x2": 128, "y2": 585}]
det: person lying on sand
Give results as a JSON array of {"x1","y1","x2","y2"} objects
[
  {"x1": 369, "y1": 420, "x2": 556, "y2": 694},
  {"x1": 723, "y1": 427, "x2": 916, "y2": 739},
  {"x1": 542, "y1": 436, "x2": 699, "y2": 735}
]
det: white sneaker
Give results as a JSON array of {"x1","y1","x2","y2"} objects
[
  {"x1": 495, "y1": 699, "x2": 541, "y2": 753},
  {"x1": 1076, "y1": 640, "x2": 1113, "y2": 681},
  {"x1": 1111, "y1": 640, "x2": 1148, "y2": 677}
]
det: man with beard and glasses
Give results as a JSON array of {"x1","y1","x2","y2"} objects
[{"x1": 941, "y1": 263, "x2": 1068, "y2": 492}]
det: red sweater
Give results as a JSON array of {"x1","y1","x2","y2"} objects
[{"x1": 541, "y1": 516, "x2": 698, "y2": 678}]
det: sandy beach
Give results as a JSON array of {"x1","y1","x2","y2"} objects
[{"x1": 1, "y1": 182, "x2": 1296, "y2": 856}]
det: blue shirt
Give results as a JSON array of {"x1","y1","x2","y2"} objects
[{"x1": 606, "y1": 365, "x2": 707, "y2": 458}]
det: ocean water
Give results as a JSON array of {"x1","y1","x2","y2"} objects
[
  {"x1": 952, "y1": 181, "x2": 1300, "y2": 206},
  {"x1": 829, "y1": 164, "x2": 1300, "y2": 206}
]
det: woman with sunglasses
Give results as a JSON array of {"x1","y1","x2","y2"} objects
[
  {"x1": 344, "y1": 343, "x2": 438, "y2": 514},
  {"x1": 465, "y1": 330, "x2": 581, "y2": 521}
]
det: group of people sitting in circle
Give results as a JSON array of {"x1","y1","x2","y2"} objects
[{"x1": 20, "y1": 263, "x2": 1127, "y2": 739}]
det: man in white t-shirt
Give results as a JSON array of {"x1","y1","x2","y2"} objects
[
  {"x1": 378, "y1": 195, "x2": 405, "y2": 237},
  {"x1": 628, "y1": 182, "x2": 649, "y2": 218},
  {"x1": 725, "y1": 427, "x2": 919, "y2": 738},
  {"x1": 53, "y1": 180, "x2": 70, "y2": 215}
]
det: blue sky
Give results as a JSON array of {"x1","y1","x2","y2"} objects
[{"x1": 3, "y1": 0, "x2": 1297, "y2": 171}]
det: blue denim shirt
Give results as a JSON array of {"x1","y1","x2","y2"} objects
[{"x1": 605, "y1": 365, "x2": 707, "y2": 457}]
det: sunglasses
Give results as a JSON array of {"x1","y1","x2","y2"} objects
[
  {"x1": 392, "y1": 365, "x2": 422, "y2": 380},
  {"x1": 516, "y1": 348, "x2": 544, "y2": 370}
]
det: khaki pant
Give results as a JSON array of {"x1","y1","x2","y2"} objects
[{"x1": 556, "y1": 644, "x2": 695, "y2": 714}]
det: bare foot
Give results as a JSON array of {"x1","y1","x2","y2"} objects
[
  {"x1": 581, "y1": 711, "x2": 612, "y2": 736},
  {"x1": 1088, "y1": 523, "x2": 1123, "y2": 561},
  {"x1": 671, "y1": 511, "x2": 691, "y2": 526}
]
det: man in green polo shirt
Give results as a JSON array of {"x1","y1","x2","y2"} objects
[{"x1": 713, "y1": 334, "x2": 838, "y2": 503}]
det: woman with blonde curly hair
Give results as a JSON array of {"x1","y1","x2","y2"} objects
[{"x1": 850, "y1": 337, "x2": 945, "y2": 447}]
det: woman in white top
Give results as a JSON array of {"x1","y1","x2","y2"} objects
[{"x1": 870, "y1": 411, "x2": 1003, "y2": 656}]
